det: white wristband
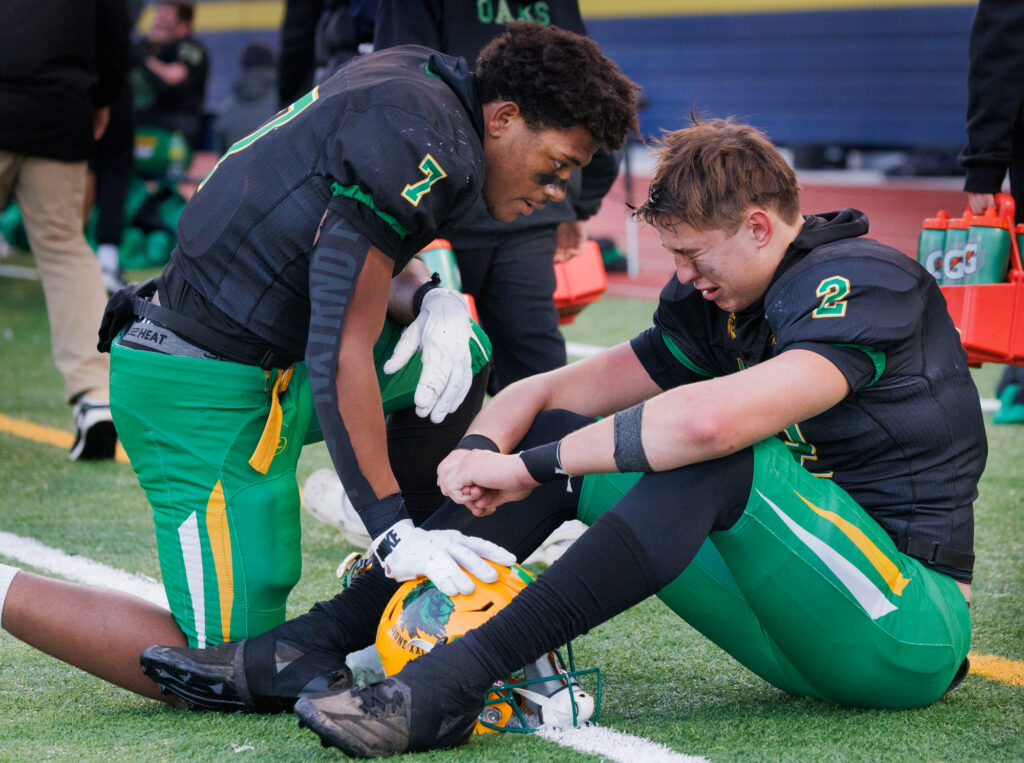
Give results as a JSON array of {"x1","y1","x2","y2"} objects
[{"x1": 0, "y1": 563, "x2": 22, "y2": 632}]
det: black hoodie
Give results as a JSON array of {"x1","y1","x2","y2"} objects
[{"x1": 0, "y1": 0, "x2": 130, "y2": 161}]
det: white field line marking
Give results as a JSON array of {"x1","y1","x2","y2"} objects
[
  {"x1": 0, "y1": 263, "x2": 40, "y2": 280},
  {"x1": 565, "y1": 340, "x2": 606, "y2": 358},
  {"x1": 0, "y1": 530, "x2": 168, "y2": 609},
  {"x1": 0, "y1": 530, "x2": 711, "y2": 762},
  {"x1": 537, "y1": 724, "x2": 708, "y2": 762}
]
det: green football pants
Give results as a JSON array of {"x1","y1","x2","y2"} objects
[
  {"x1": 576, "y1": 436, "x2": 970, "y2": 709},
  {"x1": 110, "y1": 317, "x2": 491, "y2": 647}
]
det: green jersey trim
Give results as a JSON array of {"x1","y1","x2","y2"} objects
[
  {"x1": 661, "y1": 332, "x2": 716, "y2": 378},
  {"x1": 330, "y1": 182, "x2": 410, "y2": 241},
  {"x1": 835, "y1": 343, "x2": 885, "y2": 387}
]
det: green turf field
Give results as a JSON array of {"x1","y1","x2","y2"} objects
[{"x1": 1, "y1": 262, "x2": 1022, "y2": 761}]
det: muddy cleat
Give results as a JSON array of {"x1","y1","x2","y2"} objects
[
  {"x1": 140, "y1": 641, "x2": 353, "y2": 714},
  {"x1": 294, "y1": 677, "x2": 480, "y2": 758},
  {"x1": 141, "y1": 642, "x2": 260, "y2": 713}
]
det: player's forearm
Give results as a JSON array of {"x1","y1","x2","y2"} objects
[
  {"x1": 145, "y1": 57, "x2": 188, "y2": 87},
  {"x1": 335, "y1": 346, "x2": 402, "y2": 498}
]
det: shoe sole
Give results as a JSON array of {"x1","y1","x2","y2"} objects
[
  {"x1": 295, "y1": 697, "x2": 379, "y2": 758},
  {"x1": 70, "y1": 417, "x2": 117, "y2": 461},
  {"x1": 140, "y1": 651, "x2": 252, "y2": 713}
]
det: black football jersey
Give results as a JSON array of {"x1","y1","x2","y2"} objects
[
  {"x1": 168, "y1": 46, "x2": 485, "y2": 355},
  {"x1": 631, "y1": 210, "x2": 986, "y2": 579}
]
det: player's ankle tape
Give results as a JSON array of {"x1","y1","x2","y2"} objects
[{"x1": 518, "y1": 440, "x2": 564, "y2": 483}]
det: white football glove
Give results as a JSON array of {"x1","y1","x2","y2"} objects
[
  {"x1": 383, "y1": 287, "x2": 472, "y2": 424},
  {"x1": 371, "y1": 519, "x2": 516, "y2": 597}
]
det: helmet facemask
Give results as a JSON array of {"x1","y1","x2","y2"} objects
[{"x1": 375, "y1": 562, "x2": 601, "y2": 733}]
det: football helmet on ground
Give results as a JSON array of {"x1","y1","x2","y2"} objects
[{"x1": 375, "y1": 561, "x2": 601, "y2": 733}]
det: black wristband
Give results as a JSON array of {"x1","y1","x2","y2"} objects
[
  {"x1": 360, "y1": 492, "x2": 409, "y2": 541},
  {"x1": 613, "y1": 402, "x2": 653, "y2": 473},
  {"x1": 456, "y1": 433, "x2": 500, "y2": 452},
  {"x1": 519, "y1": 440, "x2": 565, "y2": 484},
  {"x1": 412, "y1": 272, "x2": 443, "y2": 317}
]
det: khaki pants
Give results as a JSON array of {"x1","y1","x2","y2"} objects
[{"x1": 0, "y1": 151, "x2": 109, "y2": 402}]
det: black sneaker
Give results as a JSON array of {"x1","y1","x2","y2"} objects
[
  {"x1": 295, "y1": 677, "x2": 480, "y2": 758},
  {"x1": 69, "y1": 396, "x2": 117, "y2": 461},
  {"x1": 140, "y1": 642, "x2": 353, "y2": 714}
]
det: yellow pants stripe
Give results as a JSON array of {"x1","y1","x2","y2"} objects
[
  {"x1": 206, "y1": 480, "x2": 233, "y2": 643},
  {"x1": 797, "y1": 491, "x2": 912, "y2": 596}
]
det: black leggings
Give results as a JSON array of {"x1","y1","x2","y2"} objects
[{"x1": 245, "y1": 409, "x2": 753, "y2": 700}]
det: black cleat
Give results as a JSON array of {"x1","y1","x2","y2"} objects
[
  {"x1": 294, "y1": 677, "x2": 480, "y2": 758},
  {"x1": 141, "y1": 641, "x2": 353, "y2": 714},
  {"x1": 141, "y1": 642, "x2": 258, "y2": 713}
]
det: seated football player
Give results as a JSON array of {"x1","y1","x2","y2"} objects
[
  {"x1": 131, "y1": 117, "x2": 982, "y2": 756},
  {"x1": 0, "y1": 22, "x2": 640, "y2": 703}
]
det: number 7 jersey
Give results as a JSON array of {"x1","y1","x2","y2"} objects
[{"x1": 169, "y1": 45, "x2": 486, "y2": 357}]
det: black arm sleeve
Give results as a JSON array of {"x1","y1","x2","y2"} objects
[
  {"x1": 306, "y1": 208, "x2": 409, "y2": 538},
  {"x1": 960, "y1": 0, "x2": 1024, "y2": 193}
]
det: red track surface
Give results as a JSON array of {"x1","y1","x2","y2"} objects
[{"x1": 588, "y1": 175, "x2": 969, "y2": 300}]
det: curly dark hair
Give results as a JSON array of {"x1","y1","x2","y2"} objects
[{"x1": 475, "y1": 23, "x2": 640, "y2": 151}]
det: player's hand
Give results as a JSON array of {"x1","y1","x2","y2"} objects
[
  {"x1": 371, "y1": 519, "x2": 516, "y2": 596},
  {"x1": 383, "y1": 287, "x2": 471, "y2": 424},
  {"x1": 437, "y1": 449, "x2": 539, "y2": 515},
  {"x1": 92, "y1": 107, "x2": 110, "y2": 141},
  {"x1": 554, "y1": 220, "x2": 587, "y2": 263},
  {"x1": 967, "y1": 192, "x2": 997, "y2": 215}
]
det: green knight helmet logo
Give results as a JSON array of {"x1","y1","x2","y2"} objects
[{"x1": 390, "y1": 581, "x2": 456, "y2": 656}]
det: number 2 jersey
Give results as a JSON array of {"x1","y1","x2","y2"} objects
[
  {"x1": 165, "y1": 45, "x2": 485, "y2": 360},
  {"x1": 631, "y1": 209, "x2": 986, "y2": 582}
]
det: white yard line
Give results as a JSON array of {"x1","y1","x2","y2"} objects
[
  {"x1": 0, "y1": 527, "x2": 709, "y2": 760},
  {"x1": 0, "y1": 530, "x2": 168, "y2": 608},
  {"x1": 537, "y1": 724, "x2": 708, "y2": 762},
  {"x1": 565, "y1": 340, "x2": 607, "y2": 358},
  {"x1": 0, "y1": 263, "x2": 40, "y2": 280}
]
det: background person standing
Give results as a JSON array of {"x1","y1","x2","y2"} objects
[{"x1": 0, "y1": 0, "x2": 131, "y2": 459}]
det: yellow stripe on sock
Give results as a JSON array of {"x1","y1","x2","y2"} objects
[
  {"x1": 206, "y1": 480, "x2": 233, "y2": 642},
  {"x1": 795, "y1": 491, "x2": 912, "y2": 596},
  {"x1": 969, "y1": 652, "x2": 1024, "y2": 686},
  {"x1": 0, "y1": 413, "x2": 129, "y2": 463}
]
